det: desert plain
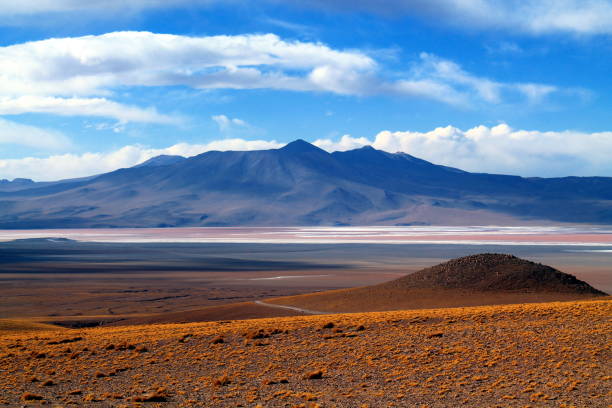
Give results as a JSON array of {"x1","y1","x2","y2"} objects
[{"x1": 0, "y1": 227, "x2": 610, "y2": 407}]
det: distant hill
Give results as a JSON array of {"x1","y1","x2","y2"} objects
[
  {"x1": 1, "y1": 140, "x2": 612, "y2": 228},
  {"x1": 0, "y1": 178, "x2": 35, "y2": 192},
  {"x1": 268, "y1": 253, "x2": 607, "y2": 313},
  {"x1": 386, "y1": 253, "x2": 606, "y2": 294}
]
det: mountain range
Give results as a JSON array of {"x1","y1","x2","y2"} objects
[{"x1": 1, "y1": 140, "x2": 611, "y2": 228}]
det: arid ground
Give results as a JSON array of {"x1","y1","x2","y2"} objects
[
  {"x1": 1, "y1": 300, "x2": 610, "y2": 407},
  {"x1": 1, "y1": 230, "x2": 611, "y2": 407}
]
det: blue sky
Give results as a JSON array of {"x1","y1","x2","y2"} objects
[{"x1": 0, "y1": 0, "x2": 611, "y2": 180}]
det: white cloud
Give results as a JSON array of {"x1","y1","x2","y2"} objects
[
  {"x1": 388, "y1": 79, "x2": 468, "y2": 106},
  {"x1": 85, "y1": 122, "x2": 126, "y2": 133},
  {"x1": 415, "y1": 53, "x2": 558, "y2": 105},
  {"x1": 313, "y1": 134, "x2": 371, "y2": 151},
  {"x1": 0, "y1": 96, "x2": 177, "y2": 124},
  {"x1": 0, "y1": 138, "x2": 282, "y2": 181},
  {"x1": 0, "y1": 32, "x2": 374, "y2": 97},
  {"x1": 317, "y1": 124, "x2": 612, "y2": 177},
  {"x1": 0, "y1": 118, "x2": 71, "y2": 150},
  {"x1": 212, "y1": 115, "x2": 249, "y2": 133},
  {"x1": 0, "y1": 31, "x2": 559, "y2": 112},
  {"x1": 520, "y1": 0, "x2": 612, "y2": 35},
  {"x1": 285, "y1": 0, "x2": 612, "y2": 35},
  {"x1": 0, "y1": 31, "x2": 383, "y2": 121}
]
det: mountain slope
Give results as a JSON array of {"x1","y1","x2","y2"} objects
[
  {"x1": 133, "y1": 155, "x2": 186, "y2": 168},
  {"x1": 1, "y1": 140, "x2": 611, "y2": 228}
]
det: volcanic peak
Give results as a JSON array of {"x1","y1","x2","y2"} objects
[{"x1": 279, "y1": 139, "x2": 327, "y2": 154}]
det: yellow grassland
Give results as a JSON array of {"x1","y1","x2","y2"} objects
[{"x1": 0, "y1": 299, "x2": 610, "y2": 407}]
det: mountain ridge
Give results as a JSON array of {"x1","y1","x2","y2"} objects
[{"x1": 1, "y1": 140, "x2": 611, "y2": 228}]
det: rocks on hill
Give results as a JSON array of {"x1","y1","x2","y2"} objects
[{"x1": 388, "y1": 253, "x2": 607, "y2": 294}]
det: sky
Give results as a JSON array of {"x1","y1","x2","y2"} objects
[{"x1": 0, "y1": 0, "x2": 611, "y2": 180}]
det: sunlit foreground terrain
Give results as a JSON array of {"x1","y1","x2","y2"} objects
[{"x1": 1, "y1": 299, "x2": 609, "y2": 407}]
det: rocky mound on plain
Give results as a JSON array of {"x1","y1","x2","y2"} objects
[{"x1": 386, "y1": 253, "x2": 607, "y2": 294}]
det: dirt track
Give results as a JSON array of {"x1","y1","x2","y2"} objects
[{"x1": 254, "y1": 300, "x2": 324, "y2": 315}]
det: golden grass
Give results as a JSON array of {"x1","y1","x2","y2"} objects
[
  {"x1": 0, "y1": 299, "x2": 610, "y2": 406},
  {"x1": 0, "y1": 319, "x2": 63, "y2": 333}
]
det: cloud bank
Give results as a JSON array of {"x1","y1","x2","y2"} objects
[
  {"x1": 0, "y1": 32, "x2": 373, "y2": 97},
  {"x1": 0, "y1": 31, "x2": 560, "y2": 122},
  {"x1": 314, "y1": 124, "x2": 612, "y2": 177},
  {"x1": 2, "y1": 125, "x2": 611, "y2": 181}
]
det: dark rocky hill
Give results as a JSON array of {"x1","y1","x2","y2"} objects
[
  {"x1": 267, "y1": 253, "x2": 608, "y2": 314},
  {"x1": 386, "y1": 253, "x2": 607, "y2": 294}
]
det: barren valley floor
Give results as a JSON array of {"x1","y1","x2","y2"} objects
[{"x1": 1, "y1": 240, "x2": 611, "y2": 324}]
